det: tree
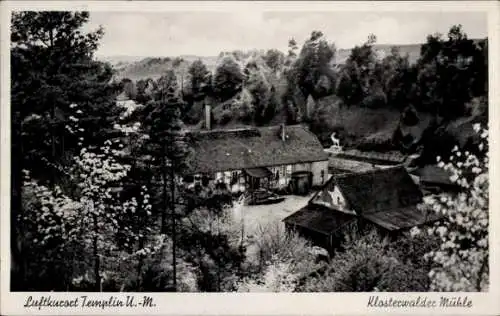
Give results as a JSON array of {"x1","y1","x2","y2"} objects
[
  {"x1": 285, "y1": 38, "x2": 299, "y2": 66},
  {"x1": 188, "y1": 59, "x2": 212, "y2": 101},
  {"x1": 337, "y1": 33, "x2": 381, "y2": 107},
  {"x1": 264, "y1": 49, "x2": 285, "y2": 74},
  {"x1": 413, "y1": 123, "x2": 489, "y2": 291},
  {"x1": 134, "y1": 78, "x2": 155, "y2": 105},
  {"x1": 141, "y1": 70, "x2": 191, "y2": 291},
  {"x1": 301, "y1": 230, "x2": 431, "y2": 292},
  {"x1": 244, "y1": 61, "x2": 271, "y2": 124},
  {"x1": 415, "y1": 25, "x2": 486, "y2": 118},
  {"x1": 10, "y1": 11, "x2": 123, "y2": 288},
  {"x1": 11, "y1": 12, "x2": 121, "y2": 182},
  {"x1": 121, "y1": 78, "x2": 137, "y2": 100},
  {"x1": 237, "y1": 221, "x2": 319, "y2": 292},
  {"x1": 179, "y1": 195, "x2": 246, "y2": 292},
  {"x1": 212, "y1": 55, "x2": 244, "y2": 101},
  {"x1": 290, "y1": 31, "x2": 336, "y2": 99},
  {"x1": 379, "y1": 47, "x2": 414, "y2": 109}
]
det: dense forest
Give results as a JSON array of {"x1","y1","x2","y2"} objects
[{"x1": 11, "y1": 12, "x2": 489, "y2": 292}]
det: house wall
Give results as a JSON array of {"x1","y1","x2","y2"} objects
[
  {"x1": 215, "y1": 170, "x2": 246, "y2": 193},
  {"x1": 184, "y1": 159, "x2": 328, "y2": 193},
  {"x1": 311, "y1": 160, "x2": 329, "y2": 186},
  {"x1": 310, "y1": 184, "x2": 355, "y2": 215}
]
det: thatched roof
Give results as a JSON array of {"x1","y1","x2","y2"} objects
[{"x1": 185, "y1": 125, "x2": 328, "y2": 174}]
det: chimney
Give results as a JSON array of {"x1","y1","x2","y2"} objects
[
  {"x1": 205, "y1": 103, "x2": 211, "y2": 130},
  {"x1": 280, "y1": 123, "x2": 286, "y2": 141}
]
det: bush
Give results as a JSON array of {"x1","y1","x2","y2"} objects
[
  {"x1": 252, "y1": 221, "x2": 315, "y2": 270},
  {"x1": 237, "y1": 220, "x2": 319, "y2": 292},
  {"x1": 218, "y1": 109, "x2": 233, "y2": 125},
  {"x1": 300, "y1": 230, "x2": 431, "y2": 292}
]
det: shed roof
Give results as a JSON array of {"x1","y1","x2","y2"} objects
[
  {"x1": 185, "y1": 125, "x2": 329, "y2": 174},
  {"x1": 283, "y1": 203, "x2": 356, "y2": 235},
  {"x1": 244, "y1": 167, "x2": 272, "y2": 178},
  {"x1": 328, "y1": 166, "x2": 423, "y2": 215},
  {"x1": 362, "y1": 205, "x2": 443, "y2": 231},
  {"x1": 411, "y1": 165, "x2": 454, "y2": 186}
]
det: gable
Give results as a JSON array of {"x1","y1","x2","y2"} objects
[{"x1": 310, "y1": 183, "x2": 356, "y2": 215}]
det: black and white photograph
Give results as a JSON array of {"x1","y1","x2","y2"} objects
[{"x1": 1, "y1": 1, "x2": 498, "y2": 313}]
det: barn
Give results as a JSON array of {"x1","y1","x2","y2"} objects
[{"x1": 283, "y1": 166, "x2": 443, "y2": 253}]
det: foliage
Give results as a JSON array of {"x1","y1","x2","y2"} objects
[
  {"x1": 179, "y1": 195, "x2": 246, "y2": 291},
  {"x1": 414, "y1": 25, "x2": 487, "y2": 118},
  {"x1": 264, "y1": 49, "x2": 286, "y2": 73},
  {"x1": 287, "y1": 31, "x2": 336, "y2": 107},
  {"x1": 212, "y1": 55, "x2": 244, "y2": 101},
  {"x1": 301, "y1": 230, "x2": 431, "y2": 292},
  {"x1": 285, "y1": 38, "x2": 299, "y2": 66},
  {"x1": 120, "y1": 78, "x2": 137, "y2": 100},
  {"x1": 11, "y1": 11, "x2": 124, "y2": 290},
  {"x1": 244, "y1": 61, "x2": 272, "y2": 124},
  {"x1": 237, "y1": 257, "x2": 301, "y2": 292},
  {"x1": 237, "y1": 221, "x2": 318, "y2": 292},
  {"x1": 11, "y1": 11, "x2": 122, "y2": 183},
  {"x1": 413, "y1": 124, "x2": 489, "y2": 291},
  {"x1": 337, "y1": 34, "x2": 382, "y2": 107},
  {"x1": 134, "y1": 78, "x2": 155, "y2": 105},
  {"x1": 188, "y1": 59, "x2": 212, "y2": 101},
  {"x1": 18, "y1": 174, "x2": 84, "y2": 290}
]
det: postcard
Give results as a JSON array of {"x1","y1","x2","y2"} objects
[{"x1": 1, "y1": 1, "x2": 499, "y2": 315}]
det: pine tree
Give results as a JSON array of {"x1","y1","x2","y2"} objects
[{"x1": 141, "y1": 70, "x2": 191, "y2": 291}]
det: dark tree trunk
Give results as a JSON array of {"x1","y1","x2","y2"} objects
[
  {"x1": 161, "y1": 150, "x2": 167, "y2": 234},
  {"x1": 93, "y1": 214, "x2": 101, "y2": 291},
  {"x1": 170, "y1": 165, "x2": 177, "y2": 291}
]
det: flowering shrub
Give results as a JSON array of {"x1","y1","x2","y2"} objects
[
  {"x1": 237, "y1": 256, "x2": 300, "y2": 292},
  {"x1": 21, "y1": 103, "x2": 166, "y2": 290},
  {"x1": 236, "y1": 221, "x2": 318, "y2": 292},
  {"x1": 20, "y1": 170, "x2": 85, "y2": 289},
  {"x1": 412, "y1": 123, "x2": 489, "y2": 291}
]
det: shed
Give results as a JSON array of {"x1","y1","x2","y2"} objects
[
  {"x1": 410, "y1": 164, "x2": 461, "y2": 194},
  {"x1": 284, "y1": 166, "x2": 444, "y2": 251}
]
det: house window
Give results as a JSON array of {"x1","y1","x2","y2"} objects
[
  {"x1": 201, "y1": 175, "x2": 210, "y2": 187},
  {"x1": 286, "y1": 165, "x2": 292, "y2": 178},
  {"x1": 194, "y1": 174, "x2": 202, "y2": 185},
  {"x1": 224, "y1": 171, "x2": 231, "y2": 185},
  {"x1": 231, "y1": 171, "x2": 239, "y2": 185},
  {"x1": 184, "y1": 175, "x2": 194, "y2": 183},
  {"x1": 321, "y1": 170, "x2": 325, "y2": 184}
]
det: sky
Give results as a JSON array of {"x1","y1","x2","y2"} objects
[{"x1": 86, "y1": 11, "x2": 487, "y2": 58}]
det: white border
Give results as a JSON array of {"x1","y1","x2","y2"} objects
[{"x1": 1, "y1": 1, "x2": 499, "y2": 315}]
